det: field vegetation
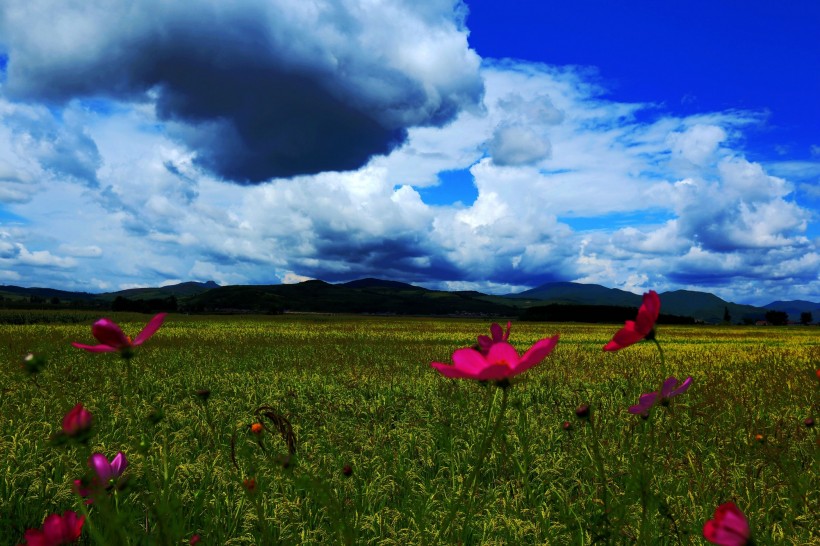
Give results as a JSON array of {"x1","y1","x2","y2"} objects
[{"x1": 1, "y1": 311, "x2": 817, "y2": 544}]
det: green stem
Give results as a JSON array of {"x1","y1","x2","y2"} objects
[
  {"x1": 653, "y1": 338, "x2": 667, "y2": 380},
  {"x1": 587, "y1": 408, "x2": 611, "y2": 545},
  {"x1": 438, "y1": 387, "x2": 509, "y2": 543}
]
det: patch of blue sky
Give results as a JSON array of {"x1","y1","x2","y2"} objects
[
  {"x1": 0, "y1": 206, "x2": 28, "y2": 224},
  {"x1": 0, "y1": 53, "x2": 7, "y2": 81},
  {"x1": 79, "y1": 97, "x2": 125, "y2": 116},
  {"x1": 418, "y1": 168, "x2": 478, "y2": 206},
  {"x1": 558, "y1": 210, "x2": 675, "y2": 232}
]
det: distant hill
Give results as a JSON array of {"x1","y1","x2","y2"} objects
[
  {"x1": 1, "y1": 277, "x2": 813, "y2": 323},
  {"x1": 99, "y1": 281, "x2": 220, "y2": 301},
  {"x1": 763, "y1": 300, "x2": 819, "y2": 322},
  {"x1": 506, "y1": 281, "x2": 642, "y2": 307},
  {"x1": 657, "y1": 290, "x2": 765, "y2": 324}
]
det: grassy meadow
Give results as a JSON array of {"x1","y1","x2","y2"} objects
[{"x1": 1, "y1": 313, "x2": 818, "y2": 544}]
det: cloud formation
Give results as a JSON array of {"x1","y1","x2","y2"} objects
[
  {"x1": 0, "y1": 7, "x2": 817, "y2": 304},
  {"x1": 0, "y1": 0, "x2": 482, "y2": 182}
]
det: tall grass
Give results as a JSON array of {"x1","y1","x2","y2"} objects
[{"x1": 1, "y1": 314, "x2": 817, "y2": 544}]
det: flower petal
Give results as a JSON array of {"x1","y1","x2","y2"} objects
[
  {"x1": 489, "y1": 323, "x2": 504, "y2": 342},
  {"x1": 668, "y1": 376, "x2": 693, "y2": 397},
  {"x1": 90, "y1": 318, "x2": 129, "y2": 349},
  {"x1": 476, "y1": 335, "x2": 493, "y2": 353},
  {"x1": 703, "y1": 501, "x2": 750, "y2": 545},
  {"x1": 629, "y1": 392, "x2": 658, "y2": 414},
  {"x1": 635, "y1": 290, "x2": 660, "y2": 335},
  {"x1": 431, "y1": 361, "x2": 480, "y2": 379},
  {"x1": 132, "y1": 313, "x2": 167, "y2": 346},
  {"x1": 485, "y1": 342, "x2": 521, "y2": 366},
  {"x1": 110, "y1": 451, "x2": 128, "y2": 477},
  {"x1": 604, "y1": 322, "x2": 644, "y2": 351},
  {"x1": 89, "y1": 453, "x2": 113, "y2": 483},
  {"x1": 71, "y1": 342, "x2": 118, "y2": 353},
  {"x1": 514, "y1": 335, "x2": 559, "y2": 374},
  {"x1": 452, "y1": 347, "x2": 493, "y2": 374}
]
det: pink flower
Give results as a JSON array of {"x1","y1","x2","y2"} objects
[
  {"x1": 72, "y1": 313, "x2": 166, "y2": 355},
  {"x1": 23, "y1": 510, "x2": 84, "y2": 546},
  {"x1": 61, "y1": 404, "x2": 92, "y2": 437},
  {"x1": 189, "y1": 535, "x2": 202, "y2": 545},
  {"x1": 476, "y1": 322, "x2": 511, "y2": 354},
  {"x1": 703, "y1": 502, "x2": 751, "y2": 546},
  {"x1": 74, "y1": 452, "x2": 128, "y2": 499},
  {"x1": 628, "y1": 376, "x2": 693, "y2": 414},
  {"x1": 431, "y1": 335, "x2": 559, "y2": 382},
  {"x1": 604, "y1": 290, "x2": 660, "y2": 351}
]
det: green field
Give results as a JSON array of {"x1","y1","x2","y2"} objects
[{"x1": 1, "y1": 314, "x2": 817, "y2": 544}]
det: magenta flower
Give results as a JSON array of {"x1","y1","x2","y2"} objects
[
  {"x1": 23, "y1": 510, "x2": 85, "y2": 546},
  {"x1": 703, "y1": 502, "x2": 751, "y2": 546},
  {"x1": 628, "y1": 376, "x2": 693, "y2": 414},
  {"x1": 61, "y1": 404, "x2": 92, "y2": 438},
  {"x1": 431, "y1": 335, "x2": 559, "y2": 382},
  {"x1": 72, "y1": 313, "x2": 166, "y2": 356},
  {"x1": 604, "y1": 290, "x2": 660, "y2": 351},
  {"x1": 74, "y1": 451, "x2": 128, "y2": 499},
  {"x1": 476, "y1": 321, "x2": 511, "y2": 354}
]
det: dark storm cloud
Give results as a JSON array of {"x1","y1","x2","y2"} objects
[{"x1": 0, "y1": 0, "x2": 482, "y2": 183}]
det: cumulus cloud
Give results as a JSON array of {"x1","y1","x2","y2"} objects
[
  {"x1": 0, "y1": 49, "x2": 816, "y2": 303},
  {"x1": 0, "y1": 0, "x2": 482, "y2": 182}
]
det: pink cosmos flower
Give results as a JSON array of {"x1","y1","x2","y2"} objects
[
  {"x1": 61, "y1": 404, "x2": 92, "y2": 437},
  {"x1": 23, "y1": 510, "x2": 84, "y2": 546},
  {"x1": 72, "y1": 313, "x2": 166, "y2": 355},
  {"x1": 628, "y1": 376, "x2": 693, "y2": 414},
  {"x1": 703, "y1": 502, "x2": 751, "y2": 546},
  {"x1": 604, "y1": 290, "x2": 660, "y2": 351},
  {"x1": 74, "y1": 452, "x2": 128, "y2": 499},
  {"x1": 476, "y1": 322, "x2": 511, "y2": 354},
  {"x1": 431, "y1": 335, "x2": 559, "y2": 382}
]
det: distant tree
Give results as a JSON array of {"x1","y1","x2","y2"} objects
[
  {"x1": 764, "y1": 310, "x2": 789, "y2": 326},
  {"x1": 723, "y1": 306, "x2": 731, "y2": 324},
  {"x1": 50, "y1": 296, "x2": 61, "y2": 305},
  {"x1": 800, "y1": 311, "x2": 813, "y2": 325}
]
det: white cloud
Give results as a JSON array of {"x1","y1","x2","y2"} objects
[{"x1": 0, "y1": 51, "x2": 816, "y2": 303}]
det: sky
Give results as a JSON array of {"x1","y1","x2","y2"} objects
[{"x1": 0, "y1": 0, "x2": 818, "y2": 305}]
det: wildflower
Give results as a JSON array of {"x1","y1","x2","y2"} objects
[
  {"x1": 604, "y1": 290, "x2": 660, "y2": 351},
  {"x1": 189, "y1": 535, "x2": 201, "y2": 545},
  {"x1": 61, "y1": 404, "x2": 92, "y2": 438},
  {"x1": 23, "y1": 510, "x2": 85, "y2": 546},
  {"x1": 22, "y1": 353, "x2": 47, "y2": 375},
  {"x1": 74, "y1": 452, "x2": 128, "y2": 499},
  {"x1": 753, "y1": 434, "x2": 764, "y2": 444},
  {"x1": 71, "y1": 313, "x2": 166, "y2": 357},
  {"x1": 575, "y1": 404, "x2": 590, "y2": 419},
  {"x1": 476, "y1": 322, "x2": 511, "y2": 354},
  {"x1": 628, "y1": 376, "x2": 693, "y2": 415},
  {"x1": 342, "y1": 464, "x2": 353, "y2": 477},
  {"x1": 195, "y1": 389, "x2": 211, "y2": 402},
  {"x1": 805, "y1": 417, "x2": 815, "y2": 427},
  {"x1": 250, "y1": 422, "x2": 264, "y2": 435},
  {"x1": 703, "y1": 502, "x2": 751, "y2": 546},
  {"x1": 431, "y1": 335, "x2": 559, "y2": 382},
  {"x1": 561, "y1": 420, "x2": 572, "y2": 431},
  {"x1": 242, "y1": 477, "x2": 257, "y2": 492}
]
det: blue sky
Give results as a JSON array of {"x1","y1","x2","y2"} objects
[{"x1": 0, "y1": 1, "x2": 817, "y2": 305}]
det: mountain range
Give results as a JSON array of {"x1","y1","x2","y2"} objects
[{"x1": 2, "y1": 278, "x2": 817, "y2": 324}]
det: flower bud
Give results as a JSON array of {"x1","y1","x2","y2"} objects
[
  {"x1": 575, "y1": 404, "x2": 590, "y2": 419},
  {"x1": 804, "y1": 417, "x2": 815, "y2": 428},
  {"x1": 251, "y1": 422, "x2": 264, "y2": 435},
  {"x1": 342, "y1": 464, "x2": 353, "y2": 477},
  {"x1": 61, "y1": 404, "x2": 93, "y2": 438}
]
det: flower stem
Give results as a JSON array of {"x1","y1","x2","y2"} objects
[
  {"x1": 653, "y1": 338, "x2": 667, "y2": 380},
  {"x1": 439, "y1": 387, "x2": 510, "y2": 542},
  {"x1": 587, "y1": 407, "x2": 612, "y2": 545}
]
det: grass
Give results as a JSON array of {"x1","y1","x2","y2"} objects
[{"x1": 1, "y1": 313, "x2": 817, "y2": 544}]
